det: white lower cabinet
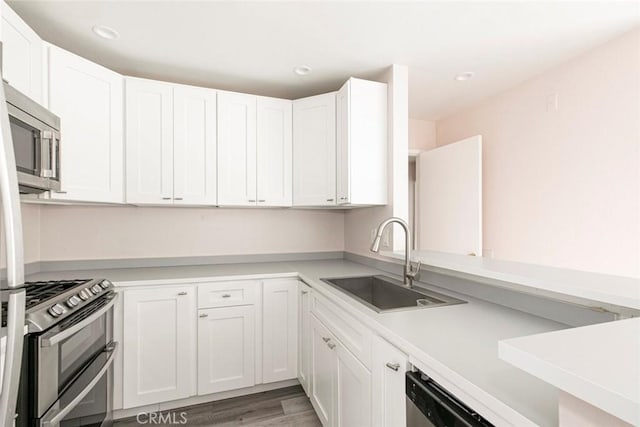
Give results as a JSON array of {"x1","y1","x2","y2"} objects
[
  {"x1": 262, "y1": 279, "x2": 298, "y2": 383},
  {"x1": 198, "y1": 305, "x2": 256, "y2": 395},
  {"x1": 372, "y1": 335, "x2": 409, "y2": 427},
  {"x1": 298, "y1": 282, "x2": 312, "y2": 395},
  {"x1": 310, "y1": 313, "x2": 372, "y2": 427},
  {"x1": 122, "y1": 286, "x2": 197, "y2": 408},
  {"x1": 311, "y1": 314, "x2": 336, "y2": 426},
  {"x1": 115, "y1": 276, "x2": 398, "y2": 427}
]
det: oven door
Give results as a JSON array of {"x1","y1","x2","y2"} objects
[
  {"x1": 39, "y1": 342, "x2": 117, "y2": 427},
  {"x1": 34, "y1": 293, "x2": 117, "y2": 427}
]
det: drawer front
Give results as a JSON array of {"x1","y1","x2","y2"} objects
[
  {"x1": 311, "y1": 293, "x2": 373, "y2": 368},
  {"x1": 198, "y1": 280, "x2": 260, "y2": 308}
]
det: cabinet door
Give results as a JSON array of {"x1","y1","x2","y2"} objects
[
  {"x1": 173, "y1": 85, "x2": 217, "y2": 205},
  {"x1": 310, "y1": 314, "x2": 335, "y2": 426},
  {"x1": 257, "y1": 97, "x2": 292, "y2": 207},
  {"x1": 340, "y1": 78, "x2": 388, "y2": 206},
  {"x1": 298, "y1": 282, "x2": 312, "y2": 396},
  {"x1": 125, "y1": 78, "x2": 174, "y2": 204},
  {"x1": 336, "y1": 81, "x2": 350, "y2": 205},
  {"x1": 122, "y1": 286, "x2": 196, "y2": 408},
  {"x1": 217, "y1": 91, "x2": 257, "y2": 206},
  {"x1": 263, "y1": 279, "x2": 298, "y2": 383},
  {"x1": 198, "y1": 305, "x2": 255, "y2": 395},
  {"x1": 0, "y1": 2, "x2": 43, "y2": 104},
  {"x1": 335, "y1": 339, "x2": 372, "y2": 427},
  {"x1": 372, "y1": 335, "x2": 408, "y2": 427},
  {"x1": 293, "y1": 93, "x2": 336, "y2": 206},
  {"x1": 48, "y1": 45, "x2": 124, "y2": 203}
]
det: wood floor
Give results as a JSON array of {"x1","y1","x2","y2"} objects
[{"x1": 114, "y1": 385, "x2": 322, "y2": 426}]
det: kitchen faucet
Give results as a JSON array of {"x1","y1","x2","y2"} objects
[{"x1": 370, "y1": 217, "x2": 421, "y2": 288}]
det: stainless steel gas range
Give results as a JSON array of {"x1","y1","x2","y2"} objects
[{"x1": 15, "y1": 278, "x2": 118, "y2": 427}]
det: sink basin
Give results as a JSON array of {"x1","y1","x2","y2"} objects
[{"x1": 320, "y1": 275, "x2": 466, "y2": 312}]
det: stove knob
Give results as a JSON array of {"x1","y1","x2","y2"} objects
[
  {"x1": 101, "y1": 280, "x2": 112, "y2": 289},
  {"x1": 79, "y1": 289, "x2": 92, "y2": 300},
  {"x1": 66, "y1": 295, "x2": 81, "y2": 308},
  {"x1": 48, "y1": 304, "x2": 65, "y2": 317},
  {"x1": 91, "y1": 284, "x2": 103, "y2": 294}
]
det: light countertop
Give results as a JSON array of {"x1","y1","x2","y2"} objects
[
  {"x1": 381, "y1": 250, "x2": 640, "y2": 314},
  {"x1": 499, "y1": 317, "x2": 640, "y2": 426},
  {"x1": 28, "y1": 259, "x2": 571, "y2": 426}
]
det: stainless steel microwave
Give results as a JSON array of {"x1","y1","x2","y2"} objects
[{"x1": 5, "y1": 82, "x2": 61, "y2": 193}]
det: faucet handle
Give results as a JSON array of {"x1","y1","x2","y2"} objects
[{"x1": 407, "y1": 260, "x2": 421, "y2": 279}]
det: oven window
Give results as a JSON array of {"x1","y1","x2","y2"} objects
[
  {"x1": 58, "y1": 313, "x2": 108, "y2": 393},
  {"x1": 10, "y1": 116, "x2": 39, "y2": 175}
]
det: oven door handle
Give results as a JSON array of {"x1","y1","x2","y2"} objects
[
  {"x1": 40, "y1": 292, "x2": 118, "y2": 348},
  {"x1": 41, "y1": 342, "x2": 118, "y2": 427}
]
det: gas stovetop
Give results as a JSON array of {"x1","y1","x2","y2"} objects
[
  {"x1": 24, "y1": 278, "x2": 113, "y2": 333},
  {"x1": 25, "y1": 279, "x2": 93, "y2": 309}
]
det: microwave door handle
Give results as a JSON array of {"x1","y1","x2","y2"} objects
[
  {"x1": 51, "y1": 133, "x2": 60, "y2": 179},
  {"x1": 40, "y1": 131, "x2": 52, "y2": 178},
  {"x1": 41, "y1": 342, "x2": 118, "y2": 427},
  {"x1": 40, "y1": 293, "x2": 118, "y2": 348}
]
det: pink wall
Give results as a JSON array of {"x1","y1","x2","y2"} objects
[
  {"x1": 409, "y1": 118, "x2": 437, "y2": 151},
  {"x1": 35, "y1": 205, "x2": 344, "y2": 261},
  {"x1": 1, "y1": 203, "x2": 40, "y2": 266},
  {"x1": 436, "y1": 29, "x2": 640, "y2": 277}
]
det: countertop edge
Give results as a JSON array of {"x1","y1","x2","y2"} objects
[{"x1": 498, "y1": 327, "x2": 639, "y2": 426}]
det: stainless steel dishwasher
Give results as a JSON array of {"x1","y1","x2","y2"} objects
[{"x1": 406, "y1": 370, "x2": 494, "y2": 427}]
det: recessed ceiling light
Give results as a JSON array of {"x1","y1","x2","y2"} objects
[
  {"x1": 92, "y1": 25, "x2": 120, "y2": 40},
  {"x1": 293, "y1": 65, "x2": 312, "y2": 76},
  {"x1": 454, "y1": 71, "x2": 475, "y2": 81}
]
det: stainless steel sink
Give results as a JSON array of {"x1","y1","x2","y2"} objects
[{"x1": 320, "y1": 275, "x2": 466, "y2": 313}]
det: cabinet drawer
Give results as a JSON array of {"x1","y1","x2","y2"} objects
[
  {"x1": 198, "y1": 281, "x2": 259, "y2": 308},
  {"x1": 311, "y1": 293, "x2": 373, "y2": 368}
]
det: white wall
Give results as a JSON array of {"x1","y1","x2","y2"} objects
[
  {"x1": 36, "y1": 205, "x2": 344, "y2": 261},
  {"x1": 436, "y1": 29, "x2": 640, "y2": 277}
]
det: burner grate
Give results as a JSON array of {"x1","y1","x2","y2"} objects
[{"x1": 24, "y1": 279, "x2": 91, "y2": 309}]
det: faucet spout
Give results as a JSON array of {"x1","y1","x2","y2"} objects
[{"x1": 369, "y1": 217, "x2": 419, "y2": 287}]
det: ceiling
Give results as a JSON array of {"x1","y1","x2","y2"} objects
[{"x1": 9, "y1": 1, "x2": 640, "y2": 120}]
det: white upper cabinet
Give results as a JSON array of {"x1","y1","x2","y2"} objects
[
  {"x1": 47, "y1": 45, "x2": 124, "y2": 203},
  {"x1": 293, "y1": 92, "x2": 336, "y2": 206},
  {"x1": 336, "y1": 77, "x2": 387, "y2": 206},
  {"x1": 126, "y1": 78, "x2": 217, "y2": 205},
  {"x1": 0, "y1": 2, "x2": 43, "y2": 104},
  {"x1": 173, "y1": 84, "x2": 217, "y2": 205},
  {"x1": 125, "y1": 77, "x2": 174, "y2": 204},
  {"x1": 257, "y1": 97, "x2": 292, "y2": 206},
  {"x1": 217, "y1": 91, "x2": 257, "y2": 206}
]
